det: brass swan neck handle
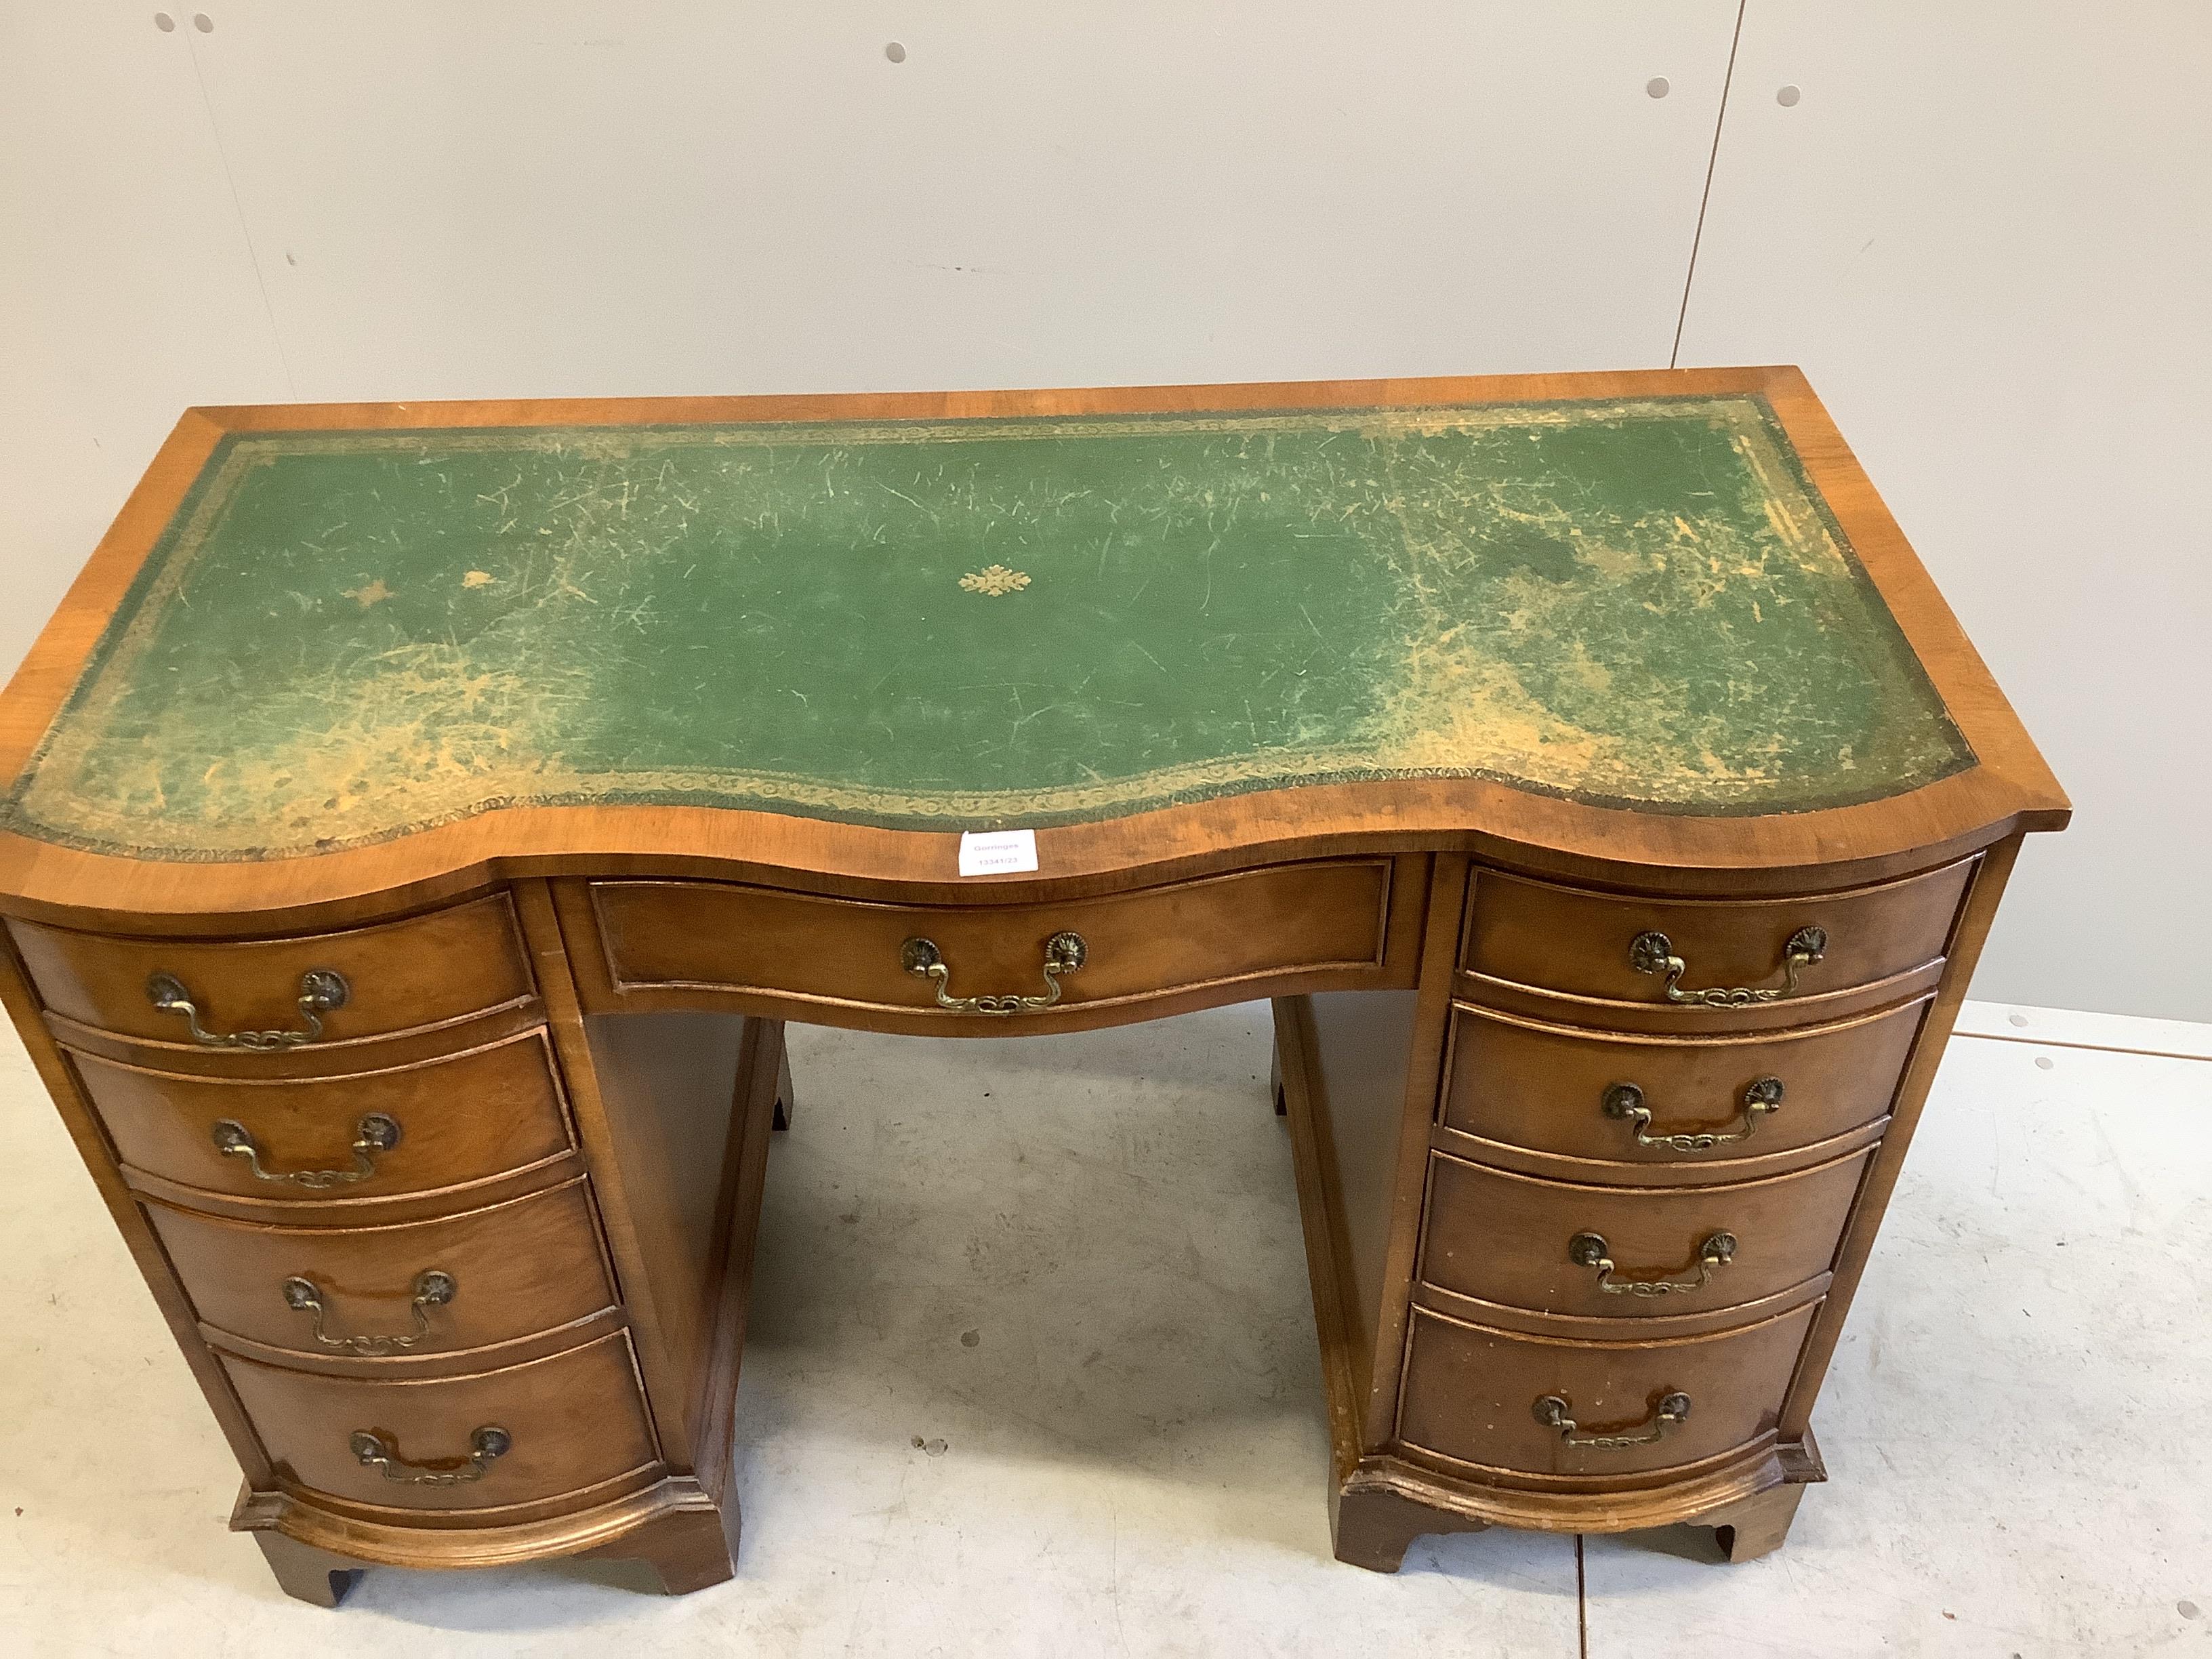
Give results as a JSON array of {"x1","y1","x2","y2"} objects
[
  {"x1": 211, "y1": 1113, "x2": 401, "y2": 1188},
  {"x1": 1569, "y1": 1230, "x2": 1736, "y2": 1296},
  {"x1": 282, "y1": 1270, "x2": 455, "y2": 1355},
  {"x1": 1534, "y1": 1392, "x2": 1692, "y2": 1450},
  {"x1": 350, "y1": 1426, "x2": 510, "y2": 1485},
  {"x1": 1604, "y1": 1078, "x2": 1784, "y2": 1153},
  {"x1": 147, "y1": 968, "x2": 350, "y2": 1049},
  {"x1": 901, "y1": 931, "x2": 1087, "y2": 1015},
  {"x1": 1629, "y1": 927, "x2": 1826, "y2": 1007}
]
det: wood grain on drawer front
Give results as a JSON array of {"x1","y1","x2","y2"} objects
[
  {"x1": 147, "y1": 1178, "x2": 616, "y2": 1361},
  {"x1": 1440, "y1": 997, "x2": 1928, "y2": 1166},
  {"x1": 70, "y1": 1027, "x2": 573, "y2": 1208},
  {"x1": 1419, "y1": 1147, "x2": 1870, "y2": 1319},
  {"x1": 1399, "y1": 1298, "x2": 1820, "y2": 1479},
  {"x1": 8, "y1": 894, "x2": 533, "y2": 1049},
  {"x1": 590, "y1": 859, "x2": 1397, "y2": 1017},
  {"x1": 219, "y1": 1330, "x2": 657, "y2": 1514},
  {"x1": 1462, "y1": 860, "x2": 1973, "y2": 1008}
]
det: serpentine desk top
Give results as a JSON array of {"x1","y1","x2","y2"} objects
[{"x1": 0, "y1": 369, "x2": 2066, "y2": 916}]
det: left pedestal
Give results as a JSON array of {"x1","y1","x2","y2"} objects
[{"x1": 0, "y1": 882, "x2": 786, "y2": 1607}]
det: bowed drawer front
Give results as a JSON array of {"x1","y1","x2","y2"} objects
[
  {"x1": 1399, "y1": 1299, "x2": 1822, "y2": 1481},
  {"x1": 218, "y1": 1331, "x2": 660, "y2": 1515},
  {"x1": 1461, "y1": 861, "x2": 1974, "y2": 1017},
  {"x1": 1438, "y1": 997, "x2": 1930, "y2": 1168},
  {"x1": 9, "y1": 895, "x2": 535, "y2": 1050},
  {"x1": 1418, "y1": 1148, "x2": 1871, "y2": 1319},
  {"x1": 148, "y1": 1178, "x2": 618, "y2": 1361},
  {"x1": 68, "y1": 1027, "x2": 577, "y2": 1208}
]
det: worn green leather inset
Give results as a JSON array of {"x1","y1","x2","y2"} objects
[{"x1": 7, "y1": 397, "x2": 1969, "y2": 858}]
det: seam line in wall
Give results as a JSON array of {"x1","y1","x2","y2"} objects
[
  {"x1": 1576, "y1": 1531, "x2": 1589, "y2": 1656},
  {"x1": 1952, "y1": 1029, "x2": 2211, "y2": 1065},
  {"x1": 184, "y1": 28, "x2": 299, "y2": 398},
  {"x1": 1670, "y1": 0, "x2": 1747, "y2": 368}
]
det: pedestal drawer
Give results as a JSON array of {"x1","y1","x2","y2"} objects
[
  {"x1": 1461, "y1": 860, "x2": 1973, "y2": 1012},
  {"x1": 1440, "y1": 998, "x2": 1927, "y2": 1166},
  {"x1": 71, "y1": 1027, "x2": 574, "y2": 1210},
  {"x1": 9, "y1": 894, "x2": 533, "y2": 1050},
  {"x1": 1399, "y1": 1299, "x2": 1820, "y2": 1479},
  {"x1": 1419, "y1": 1147, "x2": 1871, "y2": 1319},
  {"x1": 148, "y1": 1178, "x2": 616, "y2": 1360},
  {"x1": 220, "y1": 1331, "x2": 658, "y2": 1514}
]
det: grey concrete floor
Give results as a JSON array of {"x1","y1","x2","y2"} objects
[{"x1": 1, "y1": 1000, "x2": 2205, "y2": 1655}]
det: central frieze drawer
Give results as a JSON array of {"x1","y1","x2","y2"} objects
[
  {"x1": 220, "y1": 1331, "x2": 659, "y2": 1515},
  {"x1": 1399, "y1": 1299, "x2": 1821, "y2": 1479},
  {"x1": 1419, "y1": 1148, "x2": 1871, "y2": 1318},
  {"x1": 148, "y1": 1178, "x2": 617, "y2": 1360},
  {"x1": 71, "y1": 1028, "x2": 575, "y2": 1208},
  {"x1": 588, "y1": 859, "x2": 1402, "y2": 1018}
]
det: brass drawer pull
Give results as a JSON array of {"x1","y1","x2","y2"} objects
[
  {"x1": 1570, "y1": 1230, "x2": 1736, "y2": 1296},
  {"x1": 282, "y1": 1269, "x2": 455, "y2": 1355},
  {"x1": 210, "y1": 1112, "x2": 401, "y2": 1187},
  {"x1": 901, "y1": 930, "x2": 1087, "y2": 1015},
  {"x1": 1534, "y1": 1391, "x2": 1691, "y2": 1450},
  {"x1": 146, "y1": 968, "x2": 349, "y2": 1049},
  {"x1": 1629, "y1": 927, "x2": 1826, "y2": 1006},
  {"x1": 349, "y1": 1425, "x2": 510, "y2": 1485},
  {"x1": 1605, "y1": 1077, "x2": 1784, "y2": 1153}
]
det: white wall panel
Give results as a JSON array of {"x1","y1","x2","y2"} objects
[
  {"x1": 178, "y1": 3, "x2": 1736, "y2": 400},
  {"x1": 1678, "y1": 0, "x2": 2212, "y2": 1020},
  {"x1": 0, "y1": 3, "x2": 291, "y2": 684}
]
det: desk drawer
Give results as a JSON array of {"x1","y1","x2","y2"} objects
[
  {"x1": 1462, "y1": 861, "x2": 1972, "y2": 1015},
  {"x1": 1419, "y1": 1148, "x2": 1869, "y2": 1319},
  {"x1": 220, "y1": 1331, "x2": 657, "y2": 1515},
  {"x1": 148, "y1": 1178, "x2": 616, "y2": 1360},
  {"x1": 9, "y1": 894, "x2": 533, "y2": 1051},
  {"x1": 1399, "y1": 1299, "x2": 1820, "y2": 1479},
  {"x1": 588, "y1": 859, "x2": 1400, "y2": 1021},
  {"x1": 1441, "y1": 998, "x2": 1927, "y2": 1167},
  {"x1": 72, "y1": 1027, "x2": 574, "y2": 1210}
]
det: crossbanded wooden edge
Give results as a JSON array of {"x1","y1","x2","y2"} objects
[
  {"x1": 1343, "y1": 1433, "x2": 1823, "y2": 1532},
  {"x1": 200, "y1": 1305, "x2": 630, "y2": 1383},
  {"x1": 230, "y1": 1469, "x2": 721, "y2": 1561},
  {"x1": 122, "y1": 1150, "x2": 586, "y2": 1231},
  {"x1": 1427, "y1": 1114, "x2": 1891, "y2": 1188},
  {"x1": 234, "y1": 1460, "x2": 673, "y2": 1540},
  {"x1": 1411, "y1": 1271, "x2": 1837, "y2": 1344}
]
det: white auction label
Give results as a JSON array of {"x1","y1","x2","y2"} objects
[{"x1": 958, "y1": 829, "x2": 1039, "y2": 876}]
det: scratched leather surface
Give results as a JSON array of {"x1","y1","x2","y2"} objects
[{"x1": 6, "y1": 396, "x2": 1970, "y2": 859}]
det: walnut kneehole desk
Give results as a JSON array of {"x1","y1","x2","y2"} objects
[{"x1": 0, "y1": 369, "x2": 2067, "y2": 1605}]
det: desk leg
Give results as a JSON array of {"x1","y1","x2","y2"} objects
[
  {"x1": 253, "y1": 1532, "x2": 365, "y2": 1607},
  {"x1": 1331, "y1": 1485, "x2": 1488, "y2": 1573},
  {"x1": 1699, "y1": 1480, "x2": 1806, "y2": 1563},
  {"x1": 581, "y1": 1462, "x2": 745, "y2": 1594},
  {"x1": 621, "y1": 1523, "x2": 741, "y2": 1595},
  {"x1": 771, "y1": 1039, "x2": 798, "y2": 1131}
]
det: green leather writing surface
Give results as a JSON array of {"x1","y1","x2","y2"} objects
[{"x1": 7, "y1": 396, "x2": 1969, "y2": 858}]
